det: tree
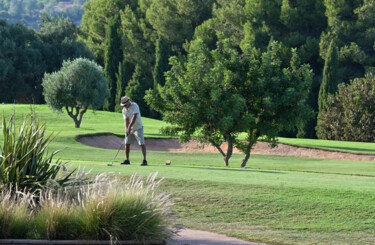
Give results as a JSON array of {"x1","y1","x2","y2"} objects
[
  {"x1": 194, "y1": 0, "x2": 246, "y2": 48},
  {"x1": 38, "y1": 15, "x2": 94, "y2": 73},
  {"x1": 318, "y1": 40, "x2": 339, "y2": 113},
  {"x1": 145, "y1": 0, "x2": 214, "y2": 50},
  {"x1": 0, "y1": 19, "x2": 46, "y2": 103},
  {"x1": 115, "y1": 60, "x2": 131, "y2": 112},
  {"x1": 320, "y1": 0, "x2": 372, "y2": 84},
  {"x1": 80, "y1": 0, "x2": 137, "y2": 63},
  {"x1": 126, "y1": 64, "x2": 152, "y2": 116},
  {"x1": 42, "y1": 58, "x2": 109, "y2": 128},
  {"x1": 104, "y1": 15, "x2": 123, "y2": 111},
  {"x1": 317, "y1": 73, "x2": 375, "y2": 142},
  {"x1": 146, "y1": 39, "x2": 249, "y2": 166},
  {"x1": 242, "y1": 0, "x2": 326, "y2": 139},
  {"x1": 146, "y1": 39, "x2": 312, "y2": 167},
  {"x1": 236, "y1": 42, "x2": 313, "y2": 167},
  {"x1": 153, "y1": 35, "x2": 170, "y2": 88}
]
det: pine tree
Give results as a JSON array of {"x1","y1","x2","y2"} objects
[
  {"x1": 153, "y1": 35, "x2": 170, "y2": 88},
  {"x1": 318, "y1": 40, "x2": 339, "y2": 113},
  {"x1": 104, "y1": 15, "x2": 123, "y2": 111}
]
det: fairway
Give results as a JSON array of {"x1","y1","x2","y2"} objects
[{"x1": 1, "y1": 105, "x2": 375, "y2": 244}]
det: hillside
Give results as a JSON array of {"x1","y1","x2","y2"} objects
[{"x1": 0, "y1": 0, "x2": 87, "y2": 28}]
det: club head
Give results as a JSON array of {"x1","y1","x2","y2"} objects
[{"x1": 107, "y1": 163, "x2": 113, "y2": 166}]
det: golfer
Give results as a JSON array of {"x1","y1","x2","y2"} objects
[{"x1": 120, "y1": 96, "x2": 147, "y2": 166}]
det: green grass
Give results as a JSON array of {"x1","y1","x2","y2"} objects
[
  {"x1": 2, "y1": 104, "x2": 375, "y2": 244},
  {"x1": 278, "y1": 137, "x2": 375, "y2": 155}
]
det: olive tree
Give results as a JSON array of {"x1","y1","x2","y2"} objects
[{"x1": 42, "y1": 58, "x2": 109, "y2": 128}]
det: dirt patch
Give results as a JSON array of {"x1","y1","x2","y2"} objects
[{"x1": 76, "y1": 134, "x2": 375, "y2": 161}]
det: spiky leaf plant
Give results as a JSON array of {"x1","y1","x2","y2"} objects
[{"x1": 0, "y1": 113, "x2": 75, "y2": 192}]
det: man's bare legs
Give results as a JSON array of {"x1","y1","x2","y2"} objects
[
  {"x1": 125, "y1": 144, "x2": 130, "y2": 160},
  {"x1": 124, "y1": 144, "x2": 147, "y2": 163},
  {"x1": 141, "y1": 144, "x2": 146, "y2": 161}
]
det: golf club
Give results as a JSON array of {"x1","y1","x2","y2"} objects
[{"x1": 107, "y1": 138, "x2": 125, "y2": 166}]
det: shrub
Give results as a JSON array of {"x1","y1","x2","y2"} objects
[
  {"x1": 0, "y1": 173, "x2": 176, "y2": 240},
  {"x1": 0, "y1": 185, "x2": 31, "y2": 238},
  {"x1": 317, "y1": 73, "x2": 375, "y2": 141},
  {"x1": 78, "y1": 173, "x2": 175, "y2": 241},
  {"x1": 0, "y1": 113, "x2": 75, "y2": 192},
  {"x1": 33, "y1": 189, "x2": 82, "y2": 239}
]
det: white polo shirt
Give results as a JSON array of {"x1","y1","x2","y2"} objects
[{"x1": 122, "y1": 102, "x2": 143, "y2": 130}]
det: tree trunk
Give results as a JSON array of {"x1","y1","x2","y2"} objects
[
  {"x1": 210, "y1": 139, "x2": 231, "y2": 166},
  {"x1": 224, "y1": 135, "x2": 233, "y2": 167},
  {"x1": 65, "y1": 106, "x2": 87, "y2": 128},
  {"x1": 241, "y1": 153, "x2": 250, "y2": 167}
]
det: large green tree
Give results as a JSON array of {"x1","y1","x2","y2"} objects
[
  {"x1": 193, "y1": 0, "x2": 246, "y2": 49},
  {"x1": 146, "y1": 39, "x2": 312, "y2": 167},
  {"x1": 320, "y1": 0, "x2": 373, "y2": 84},
  {"x1": 236, "y1": 42, "x2": 313, "y2": 166},
  {"x1": 0, "y1": 19, "x2": 45, "y2": 103},
  {"x1": 145, "y1": 0, "x2": 214, "y2": 51},
  {"x1": 104, "y1": 15, "x2": 123, "y2": 111},
  {"x1": 146, "y1": 39, "x2": 249, "y2": 166},
  {"x1": 38, "y1": 15, "x2": 94, "y2": 73},
  {"x1": 126, "y1": 64, "x2": 153, "y2": 117},
  {"x1": 42, "y1": 58, "x2": 109, "y2": 128},
  {"x1": 242, "y1": 0, "x2": 326, "y2": 138},
  {"x1": 80, "y1": 0, "x2": 137, "y2": 63},
  {"x1": 318, "y1": 40, "x2": 339, "y2": 113},
  {"x1": 115, "y1": 60, "x2": 132, "y2": 112}
]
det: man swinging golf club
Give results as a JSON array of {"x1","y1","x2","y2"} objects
[{"x1": 120, "y1": 96, "x2": 148, "y2": 166}]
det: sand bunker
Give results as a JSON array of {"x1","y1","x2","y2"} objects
[{"x1": 76, "y1": 134, "x2": 375, "y2": 161}]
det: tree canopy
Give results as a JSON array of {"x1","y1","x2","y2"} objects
[
  {"x1": 146, "y1": 39, "x2": 313, "y2": 167},
  {"x1": 42, "y1": 58, "x2": 109, "y2": 128}
]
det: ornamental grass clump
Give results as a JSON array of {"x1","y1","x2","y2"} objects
[
  {"x1": 0, "y1": 172, "x2": 176, "y2": 240},
  {"x1": 33, "y1": 189, "x2": 82, "y2": 240},
  {"x1": 0, "y1": 185, "x2": 31, "y2": 238},
  {"x1": 77, "y1": 173, "x2": 175, "y2": 241}
]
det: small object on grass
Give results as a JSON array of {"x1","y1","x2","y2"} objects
[
  {"x1": 107, "y1": 163, "x2": 113, "y2": 166},
  {"x1": 166, "y1": 160, "x2": 171, "y2": 165}
]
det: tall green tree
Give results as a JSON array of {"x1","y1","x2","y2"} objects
[
  {"x1": 115, "y1": 60, "x2": 132, "y2": 112},
  {"x1": 145, "y1": 0, "x2": 214, "y2": 52},
  {"x1": 104, "y1": 15, "x2": 123, "y2": 111},
  {"x1": 320, "y1": 0, "x2": 370, "y2": 84},
  {"x1": 236, "y1": 42, "x2": 313, "y2": 166},
  {"x1": 126, "y1": 64, "x2": 152, "y2": 116},
  {"x1": 80, "y1": 0, "x2": 137, "y2": 63},
  {"x1": 153, "y1": 35, "x2": 170, "y2": 88},
  {"x1": 146, "y1": 39, "x2": 312, "y2": 167},
  {"x1": 242, "y1": 0, "x2": 326, "y2": 138},
  {"x1": 318, "y1": 40, "x2": 339, "y2": 113},
  {"x1": 193, "y1": 0, "x2": 246, "y2": 49},
  {"x1": 38, "y1": 15, "x2": 94, "y2": 73}
]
